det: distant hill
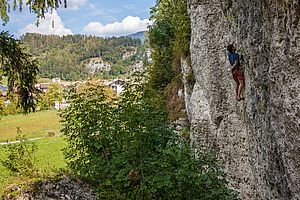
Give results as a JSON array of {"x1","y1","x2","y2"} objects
[
  {"x1": 21, "y1": 33, "x2": 147, "y2": 81},
  {"x1": 127, "y1": 31, "x2": 145, "y2": 41}
]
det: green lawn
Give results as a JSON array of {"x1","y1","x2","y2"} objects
[
  {"x1": 0, "y1": 137, "x2": 67, "y2": 197},
  {"x1": 0, "y1": 110, "x2": 60, "y2": 142},
  {"x1": 0, "y1": 110, "x2": 66, "y2": 197}
]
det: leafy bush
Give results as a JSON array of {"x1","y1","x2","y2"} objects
[
  {"x1": 60, "y1": 82, "x2": 237, "y2": 199},
  {"x1": 0, "y1": 94, "x2": 24, "y2": 116},
  {"x1": 37, "y1": 83, "x2": 64, "y2": 110},
  {"x1": 1, "y1": 128, "x2": 38, "y2": 177}
]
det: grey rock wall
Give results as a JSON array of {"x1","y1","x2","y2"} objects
[{"x1": 186, "y1": 0, "x2": 300, "y2": 199}]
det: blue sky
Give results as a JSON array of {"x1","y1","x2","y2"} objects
[{"x1": 0, "y1": 0, "x2": 156, "y2": 38}]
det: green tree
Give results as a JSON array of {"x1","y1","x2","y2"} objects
[
  {"x1": 0, "y1": 0, "x2": 67, "y2": 24},
  {"x1": 148, "y1": 0, "x2": 191, "y2": 91},
  {"x1": 45, "y1": 82, "x2": 63, "y2": 104},
  {"x1": 0, "y1": 0, "x2": 68, "y2": 113},
  {"x1": 38, "y1": 82, "x2": 63, "y2": 109},
  {"x1": 0, "y1": 95, "x2": 4, "y2": 114},
  {"x1": 148, "y1": 20, "x2": 174, "y2": 90},
  {"x1": 0, "y1": 31, "x2": 39, "y2": 113},
  {"x1": 150, "y1": 0, "x2": 191, "y2": 56},
  {"x1": 148, "y1": 0, "x2": 191, "y2": 120},
  {"x1": 1, "y1": 94, "x2": 23, "y2": 115}
]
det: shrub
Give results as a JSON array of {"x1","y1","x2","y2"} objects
[
  {"x1": 60, "y1": 82, "x2": 237, "y2": 199},
  {"x1": 1, "y1": 128, "x2": 38, "y2": 177}
]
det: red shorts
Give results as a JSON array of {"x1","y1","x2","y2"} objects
[{"x1": 232, "y1": 68, "x2": 244, "y2": 82}]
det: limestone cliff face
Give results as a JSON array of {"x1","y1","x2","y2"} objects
[{"x1": 185, "y1": 0, "x2": 300, "y2": 199}]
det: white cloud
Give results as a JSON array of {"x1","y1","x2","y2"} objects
[
  {"x1": 18, "y1": 11, "x2": 72, "y2": 36},
  {"x1": 83, "y1": 16, "x2": 150, "y2": 37},
  {"x1": 66, "y1": 0, "x2": 88, "y2": 10},
  {"x1": 88, "y1": 3, "x2": 97, "y2": 10}
]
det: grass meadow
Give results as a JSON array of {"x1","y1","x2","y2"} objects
[
  {"x1": 0, "y1": 110, "x2": 60, "y2": 142},
  {"x1": 0, "y1": 110, "x2": 67, "y2": 197}
]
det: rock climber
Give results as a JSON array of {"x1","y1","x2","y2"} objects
[{"x1": 227, "y1": 44, "x2": 245, "y2": 101}]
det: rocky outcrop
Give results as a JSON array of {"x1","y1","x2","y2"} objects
[
  {"x1": 185, "y1": 0, "x2": 300, "y2": 199},
  {"x1": 87, "y1": 57, "x2": 111, "y2": 74},
  {"x1": 3, "y1": 176, "x2": 98, "y2": 200}
]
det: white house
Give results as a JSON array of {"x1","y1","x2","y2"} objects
[
  {"x1": 54, "y1": 99, "x2": 69, "y2": 110},
  {"x1": 109, "y1": 79, "x2": 125, "y2": 95},
  {"x1": 52, "y1": 78, "x2": 61, "y2": 83}
]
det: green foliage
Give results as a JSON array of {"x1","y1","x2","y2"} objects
[
  {"x1": 0, "y1": 95, "x2": 4, "y2": 114},
  {"x1": 1, "y1": 101, "x2": 20, "y2": 116},
  {"x1": 0, "y1": 31, "x2": 39, "y2": 113},
  {"x1": 0, "y1": 137, "x2": 67, "y2": 196},
  {"x1": 148, "y1": 0, "x2": 192, "y2": 120},
  {"x1": 0, "y1": 0, "x2": 67, "y2": 24},
  {"x1": 1, "y1": 128, "x2": 38, "y2": 177},
  {"x1": 60, "y1": 81, "x2": 237, "y2": 199},
  {"x1": 38, "y1": 82, "x2": 63, "y2": 109},
  {"x1": 1, "y1": 93, "x2": 23, "y2": 116},
  {"x1": 148, "y1": 20, "x2": 174, "y2": 90},
  {"x1": 150, "y1": 0, "x2": 190, "y2": 56},
  {"x1": 21, "y1": 33, "x2": 145, "y2": 81}
]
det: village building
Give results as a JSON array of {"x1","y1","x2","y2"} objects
[
  {"x1": 109, "y1": 79, "x2": 125, "y2": 95},
  {"x1": 54, "y1": 99, "x2": 69, "y2": 110},
  {"x1": 35, "y1": 83, "x2": 50, "y2": 92},
  {"x1": 52, "y1": 78, "x2": 61, "y2": 83}
]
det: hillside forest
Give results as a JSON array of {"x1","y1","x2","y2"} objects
[{"x1": 21, "y1": 33, "x2": 148, "y2": 80}]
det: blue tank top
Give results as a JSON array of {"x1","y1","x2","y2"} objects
[{"x1": 228, "y1": 52, "x2": 240, "y2": 67}]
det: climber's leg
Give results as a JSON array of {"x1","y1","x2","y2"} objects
[
  {"x1": 232, "y1": 68, "x2": 240, "y2": 100},
  {"x1": 232, "y1": 68, "x2": 245, "y2": 101},
  {"x1": 234, "y1": 79, "x2": 239, "y2": 100},
  {"x1": 238, "y1": 79, "x2": 245, "y2": 100},
  {"x1": 236, "y1": 69, "x2": 245, "y2": 101}
]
